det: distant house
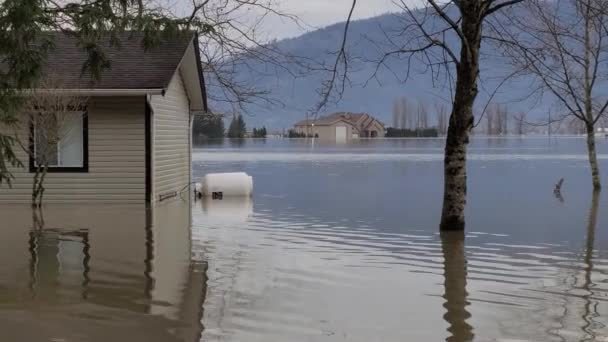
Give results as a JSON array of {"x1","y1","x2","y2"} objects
[
  {"x1": 293, "y1": 112, "x2": 385, "y2": 141},
  {"x1": 0, "y1": 32, "x2": 207, "y2": 204}
]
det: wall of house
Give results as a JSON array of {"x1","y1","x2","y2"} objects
[
  {"x1": 0, "y1": 96, "x2": 146, "y2": 203},
  {"x1": 361, "y1": 120, "x2": 385, "y2": 137},
  {"x1": 294, "y1": 122, "x2": 354, "y2": 141},
  {"x1": 150, "y1": 72, "x2": 191, "y2": 203},
  {"x1": 370, "y1": 121, "x2": 386, "y2": 137}
]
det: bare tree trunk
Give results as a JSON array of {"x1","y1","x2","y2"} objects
[
  {"x1": 31, "y1": 167, "x2": 39, "y2": 208},
  {"x1": 586, "y1": 122, "x2": 601, "y2": 190},
  {"x1": 582, "y1": 0, "x2": 601, "y2": 191},
  {"x1": 37, "y1": 166, "x2": 47, "y2": 208},
  {"x1": 31, "y1": 164, "x2": 48, "y2": 208},
  {"x1": 440, "y1": 5, "x2": 481, "y2": 231}
]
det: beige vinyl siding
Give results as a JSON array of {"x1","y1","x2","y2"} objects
[
  {"x1": 295, "y1": 122, "x2": 354, "y2": 141},
  {"x1": 0, "y1": 96, "x2": 146, "y2": 203},
  {"x1": 150, "y1": 72, "x2": 191, "y2": 202}
]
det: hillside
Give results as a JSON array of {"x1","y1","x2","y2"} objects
[{"x1": 209, "y1": 11, "x2": 546, "y2": 130}]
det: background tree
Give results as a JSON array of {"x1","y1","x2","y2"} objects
[
  {"x1": 228, "y1": 114, "x2": 247, "y2": 138},
  {"x1": 486, "y1": 107, "x2": 495, "y2": 135},
  {"x1": 513, "y1": 112, "x2": 527, "y2": 135},
  {"x1": 418, "y1": 101, "x2": 429, "y2": 131},
  {"x1": 392, "y1": 96, "x2": 411, "y2": 129},
  {"x1": 495, "y1": 104, "x2": 508, "y2": 135},
  {"x1": 252, "y1": 127, "x2": 267, "y2": 138},
  {"x1": 435, "y1": 103, "x2": 449, "y2": 136},
  {"x1": 496, "y1": 0, "x2": 608, "y2": 190},
  {"x1": 193, "y1": 114, "x2": 225, "y2": 139},
  {"x1": 392, "y1": 100, "x2": 401, "y2": 128}
]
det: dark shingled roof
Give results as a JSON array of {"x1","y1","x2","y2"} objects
[{"x1": 5, "y1": 32, "x2": 195, "y2": 89}]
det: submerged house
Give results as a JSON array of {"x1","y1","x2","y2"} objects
[
  {"x1": 0, "y1": 32, "x2": 207, "y2": 204},
  {"x1": 293, "y1": 112, "x2": 385, "y2": 141}
]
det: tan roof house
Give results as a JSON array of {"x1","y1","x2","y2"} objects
[
  {"x1": 294, "y1": 112, "x2": 385, "y2": 141},
  {"x1": 0, "y1": 32, "x2": 207, "y2": 204}
]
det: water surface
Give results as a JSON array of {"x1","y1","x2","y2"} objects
[
  {"x1": 193, "y1": 137, "x2": 608, "y2": 342},
  {"x1": 3, "y1": 137, "x2": 608, "y2": 341}
]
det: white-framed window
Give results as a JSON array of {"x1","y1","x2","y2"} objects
[{"x1": 31, "y1": 111, "x2": 88, "y2": 171}]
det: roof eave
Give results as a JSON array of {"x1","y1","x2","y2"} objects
[{"x1": 24, "y1": 88, "x2": 165, "y2": 96}]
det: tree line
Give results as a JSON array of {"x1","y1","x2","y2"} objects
[
  {"x1": 390, "y1": 97, "x2": 532, "y2": 136},
  {"x1": 193, "y1": 114, "x2": 267, "y2": 139}
]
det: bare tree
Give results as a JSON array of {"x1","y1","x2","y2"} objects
[
  {"x1": 513, "y1": 112, "x2": 527, "y2": 135},
  {"x1": 435, "y1": 103, "x2": 449, "y2": 136},
  {"x1": 418, "y1": 101, "x2": 429, "y2": 130},
  {"x1": 566, "y1": 116, "x2": 586, "y2": 135},
  {"x1": 402, "y1": 97, "x2": 413, "y2": 129},
  {"x1": 494, "y1": 104, "x2": 508, "y2": 135},
  {"x1": 346, "y1": 0, "x2": 525, "y2": 230},
  {"x1": 393, "y1": 100, "x2": 401, "y2": 128},
  {"x1": 495, "y1": 0, "x2": 608, "y2": 190},
  {"x1": 393, "y1": 96, "x2": 409, "y2": 129},
  {"x1": 486, "y1": 106, "x2": 495, "y2": 135},
  {"x1": 14, "y1": 79, "x2": 87, "y2": 207},
  {"x1": 180, "y1": 0, "x2": 310, "y2": 113}
]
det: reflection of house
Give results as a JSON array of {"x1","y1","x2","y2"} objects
[
  {"x1": 0, "y1": 32, "x2": 207, "y2": 204},
  {"x1": 293, "y1": 112, "x2": 385, "y2": 141},
  {"x1": 0, "y1": 201, "x2": 206, "y2": 342}
]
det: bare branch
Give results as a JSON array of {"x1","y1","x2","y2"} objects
[
  {"x1": 312, "y1": 0, "x2": 357, "y2": 115},
  {"x1": 484, "y1": 0, "x2": 526, "y2": 17}
]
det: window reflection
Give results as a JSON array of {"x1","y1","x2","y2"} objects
[{"x1": 28, "y1": 229, "x2": 90, "y2": 300}]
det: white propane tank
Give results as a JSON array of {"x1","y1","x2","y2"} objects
[{"x1": 200, "y1": 172, "x2": 253, "y2": 198}]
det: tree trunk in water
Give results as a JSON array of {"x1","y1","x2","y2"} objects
[
  {"x1": 586, "y1": 123, "x2": 601, "y2": 190},
  {"x1": 440, "y1": 115, "x2": 471, "y2": 231},
  {"x1": 440, "y1": 3, "x2": 482, "y2": 231}
]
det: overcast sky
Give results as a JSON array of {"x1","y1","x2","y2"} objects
[
  {"x1": 161, "y1": 0, "x2": 402, "y2": 40},
  {"x1": 259, "y1": 0, "x2": 400, "y2": 40}
]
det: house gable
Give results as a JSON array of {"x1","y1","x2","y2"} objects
[{"x1": 149, "y1": 72, "x2": 191, "y2": 203}]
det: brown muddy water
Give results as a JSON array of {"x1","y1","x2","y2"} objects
[{"x1": 3, "y1": 137, "x2": 608, "y2": 341}]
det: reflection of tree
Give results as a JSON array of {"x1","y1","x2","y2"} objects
[
  {"x1": 581, "y1": 191, "x2": 600, "y2": 341},
  {"x1": 545, "y1": 191, "x2": 600, "y2": 341},
  {"x1": 441, "y1": 231, "x2": 474, "y2": 342},
  {"x1": 31, "y1": 207, "x2": 45, "y2": 230},
  {"x1": 28, "y1": 228, "x2": 90, "y2": 299}
]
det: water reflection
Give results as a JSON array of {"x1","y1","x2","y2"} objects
[
  {"x1": 440, "y1": 231, "x2": 474, "y2": 342},
  {"x1": 581, "y1": 191, "x2": 600, "y2": 341},
  {"x1": 0, "y1": 201, "x2": 207, "y2": 342},
  {"x1": 200, "y1": 197, "x2": 253, "y2": 225},
  {"x1": 28, "y1": 228, "x2": 90, "y2": 300}
]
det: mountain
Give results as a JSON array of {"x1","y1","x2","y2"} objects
[{"x1": 209, "y1": 11, "x2": 548, "y2": 130}]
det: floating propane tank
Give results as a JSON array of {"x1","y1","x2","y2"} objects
[{"x1": 194, "y1": 172, "x2": 253, "y2": 199}]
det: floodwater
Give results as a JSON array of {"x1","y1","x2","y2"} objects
[{"x1": 3, "y1": 137, "x2": 608, "y2": 341}]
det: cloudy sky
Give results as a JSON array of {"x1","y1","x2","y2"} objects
[
  {"x1": 268, "y1": 0, "x2": 399, "y2": 39},
  {"x1": 161, "y1": 0, "x2": 403, "y2": 40}
]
